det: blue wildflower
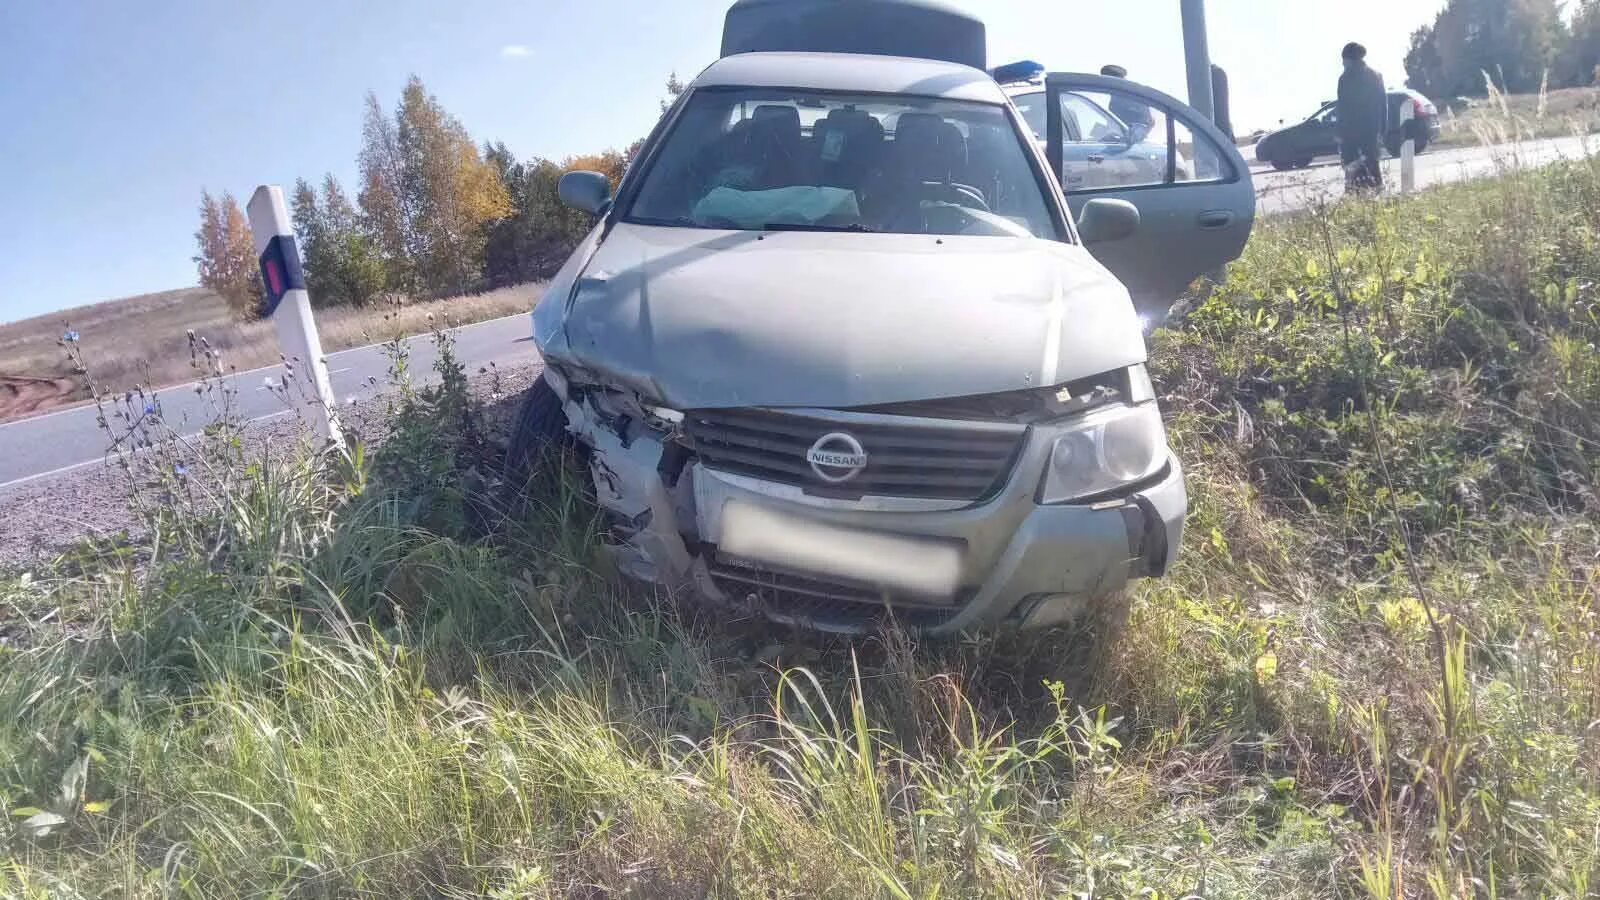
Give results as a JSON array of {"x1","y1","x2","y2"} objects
[
  {"x1": 174, "y1": 464, "x2": 189, "y2": 477},
  {"x1": 143, "y1": 403, "x2": 157, "y2": 415},
  {"x1": 63, "y1": 330, "x2": 80, "y2": 343}
]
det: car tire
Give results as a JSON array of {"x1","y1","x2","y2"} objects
[
  {"x1": 1270, "y1": 159, "x2": 1297, "y2": 172},
  {"x1": 1294, "y1": 157, "x2": 1314, "y2": 169},
  {"x1": 504, "y1": 372, "x2": 571, "y2": 483}
]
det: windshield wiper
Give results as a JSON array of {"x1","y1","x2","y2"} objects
[
  {"x1": 759, "y1": 221, "x2": 878, "y2": 233},
  {"x1": 628, "y1": 215, "x2": 707, "y2": 228}
]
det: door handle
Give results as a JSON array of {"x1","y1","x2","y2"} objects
[
  {"x1": 1198, "y1": 210, "x2": 1234, "y2": 229},
  {"x1": 1086, "y1": 155, "x2": 1105, "y2": 164}
]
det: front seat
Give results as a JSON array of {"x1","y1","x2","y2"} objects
[
  {"x1": 741, "y1": 104, "x2": 807, "y2": 189},
  {"x1": 813, "y1": 107, "x2": 885, "y2": 191}
]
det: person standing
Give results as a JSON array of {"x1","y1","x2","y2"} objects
[
  {"x1": 1101, "y1": 64, "x2": 1156, "y2": 143},
  {"x1": 1337, "y1": 42, "x2": 1387, "y2": 194}
]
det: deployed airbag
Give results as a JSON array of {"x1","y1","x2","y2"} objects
[{"x1": 692, "y1": 185, "x2": 861, "y2": 229}]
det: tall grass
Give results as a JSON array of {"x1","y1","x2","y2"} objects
[
  {"x1": 1435, "y1": 82, "x2": 1600, "y2": 150},
  {"x1": 4, "y1": 157, "x2": 1600, "y2": 896}
]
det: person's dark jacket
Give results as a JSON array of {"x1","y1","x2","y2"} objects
[
  {"x1": 1336, "y1": 61, "x2": 1387, "y2": 143},
  {"x1": 1108, "y1": 95, "x2": 1154, "y2": 131}
]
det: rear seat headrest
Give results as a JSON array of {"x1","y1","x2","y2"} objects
[
  {"x1": 752, "y1": 104, "x2": 802, "y2": 140},
  {"x1": 894, "y1": 112, "x2": 944, "y2": 144},
  {"x1": 893, "y1": 112, "x2": 966, "y2": 177}
]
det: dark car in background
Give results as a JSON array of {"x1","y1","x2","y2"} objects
[{"x1": 1254, "y1": 89, "x2": 1441, "y2": 171}]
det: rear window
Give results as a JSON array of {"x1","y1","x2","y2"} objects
[{"x1": 625, "y1": 88, "x2": 1060, "y2": 239}]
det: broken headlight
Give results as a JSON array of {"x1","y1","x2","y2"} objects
[{"x1": 1039, "y1": 403, "x2": 1167, "y2": 504}]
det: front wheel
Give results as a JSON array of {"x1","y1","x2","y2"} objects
[
  {"x1": 1269, "y1": 159, "x2": 1297, "y2": 172},
  {"x1": 504, "y1": 372, "x2": 570, "y2": 482}
]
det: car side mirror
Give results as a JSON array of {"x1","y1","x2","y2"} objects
[
  {"x1": 559, "y1": 170, "x2": 611, "y2": 215},
  {"x1": 1077, "y1": 198, "x2": 1139, "y2": 244}
]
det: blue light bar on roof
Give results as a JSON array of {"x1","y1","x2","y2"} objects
[{"x1": 990, "y1": 60, "x2": 1045, "y2": 85}]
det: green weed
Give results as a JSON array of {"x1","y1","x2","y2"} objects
[{"x1": 4, "y1": 161, "x2": 1600, "y2": 897}]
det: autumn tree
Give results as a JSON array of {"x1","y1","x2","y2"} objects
[
  {"x1": 292, "y1": 175, "x2": 387, "y2": 308},
  {"x1": 193, "y1": 190, "x2": 261, "y2": 319},
  {"x1": 404, "y1": 77, "x2": 512, "y2": 295},
  {"x1": 352, "y1": 77, "x2": 513, "y2": 299},
  {"x1": 1405, "y1": 0, "x2": 1569, "y2": 97},
  {"x1": 290, "y1": 178, "x2": 333, "y2": 306},
  {"x1": 320, "y1": 175, "x2": 387, "y2": 306},
  {"x1": 483, "y1": 141, "x2": 526, "y2": 210},
  {"x1": 358, "y1": 91, "x2": 414, "y2": 292},
  {"x1": 1568, "y1": 0, "x2": 1600, "y2": 86},
  {"x1": 660, "y1": 71, "x2": 686, "y2": 114},
  {"x1": 483, "y1": 150, "x2": 628, "y2": 287},
  {"x1": 481, "y1": 141, "x2": 529, "y2": 287}
]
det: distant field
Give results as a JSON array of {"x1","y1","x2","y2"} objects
[
  {"x1": 1433, "y1": 84, "x2": 1600, "y2": 147},
  {"x1": 0, "y1": 284, "x2": 540, "y2": 422}
]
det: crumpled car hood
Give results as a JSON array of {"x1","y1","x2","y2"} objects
[{"x1": 533, "y1": 222, "x2": 1146, "y2": 409}]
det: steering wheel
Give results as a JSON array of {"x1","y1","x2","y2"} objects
[
  {"x1": 925, "y1": 181, "x2": 991, "y2": 212},
  {"x1": 883, "y1": 183, "x2": 992, "y2": 234}
]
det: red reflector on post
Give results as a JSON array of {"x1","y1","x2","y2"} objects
[{"x1": 264, "y1": 258, "x2": 284, "y2": 296}]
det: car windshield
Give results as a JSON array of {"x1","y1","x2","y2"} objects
[{"x1": 626, "y1": 87, "x2": 1059, "y2": 239}]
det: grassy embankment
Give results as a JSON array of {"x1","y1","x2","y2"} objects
[
  {"x1": 0, "y1": 284, "x2": 539, "y2": 422},
  {"x1": 2, "y1": 148, "x2": 1599, "y2": 897},
  {"x1": 1432, "y1": 83, "x2": 1600, "y2": 149}
]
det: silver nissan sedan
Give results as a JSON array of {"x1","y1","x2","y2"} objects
[{"x1": 509, "y1": 44, "x2": 1254, "y2": 634}]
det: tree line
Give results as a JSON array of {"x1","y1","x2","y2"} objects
[
  {"x1": 189, "y1": 3, "x2": 1600, "y2": 320},
  {"x1": 194, "y1": 74, "x2": 673, "y2": 318},
  {"x1": 1406, "y1": 0, "x2": 1600, "y2": 100}
]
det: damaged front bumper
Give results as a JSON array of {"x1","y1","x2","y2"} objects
[{"x1": 554, "y1": 373, "x2": 1185, "y2": 634}]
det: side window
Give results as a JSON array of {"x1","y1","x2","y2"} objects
[
  {"x1": 1057, "y1": 87, "x2": 1233, "y2": 192},
  {"x1": 1172, "y1": 118, "x2": 1225, "y2": 182},
  {"x1": 1060, "y1": 93, "x2": 1123, "y2": 144}
]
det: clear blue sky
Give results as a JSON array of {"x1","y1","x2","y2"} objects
[{"x1": 0, "y1": 0, "x2": 1443, "y2": 323}]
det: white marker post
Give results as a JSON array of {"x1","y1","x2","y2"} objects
[
  {"x1": 246, "y1": 185, "x2": 343, "y2": 447},
  {"x1": 1398, "y1": 102, "x2": 1417, "y2": 194}
]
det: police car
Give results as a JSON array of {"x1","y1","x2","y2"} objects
[{"x1": 997, "y1": 61, "x2": 1193, "y2": 191}]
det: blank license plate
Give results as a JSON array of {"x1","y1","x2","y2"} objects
[{"x1": 717, "y1": 500, "x2": 963, "y2": 598}]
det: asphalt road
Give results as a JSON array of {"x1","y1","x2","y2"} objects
[
  {"x1": 1250, "y1": 134, "x2": 1598, "y2": 214},
  {"x1": 1, "y1": 132, "x2": 1593, "y2": 490},
  {"x1": 0, "y1": 314, "x2": 541, "y2": 488}
]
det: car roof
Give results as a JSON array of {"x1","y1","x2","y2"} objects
[{"x1": 691, "y1": 51, "x2": 1009, "y2": 104}]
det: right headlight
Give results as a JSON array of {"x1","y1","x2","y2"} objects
[{"x1": 1039, "y1": 403, "x2": 1168, "y2": 504}]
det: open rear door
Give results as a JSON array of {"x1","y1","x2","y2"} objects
[{"x1": 1043, "y1": 73, "x2": 1255, "y2": 318}]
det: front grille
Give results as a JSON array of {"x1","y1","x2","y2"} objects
[
  {"x1": 708, "y1": 555, "x2": 960, "y2": 631},
  {"x1": 685, "y1": 408, "x2": 1025, "y2": 501}
]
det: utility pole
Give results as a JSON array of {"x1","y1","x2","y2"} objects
[{"x1": 1181, "y1": 0, "x2": 1216, "y2": 123}]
